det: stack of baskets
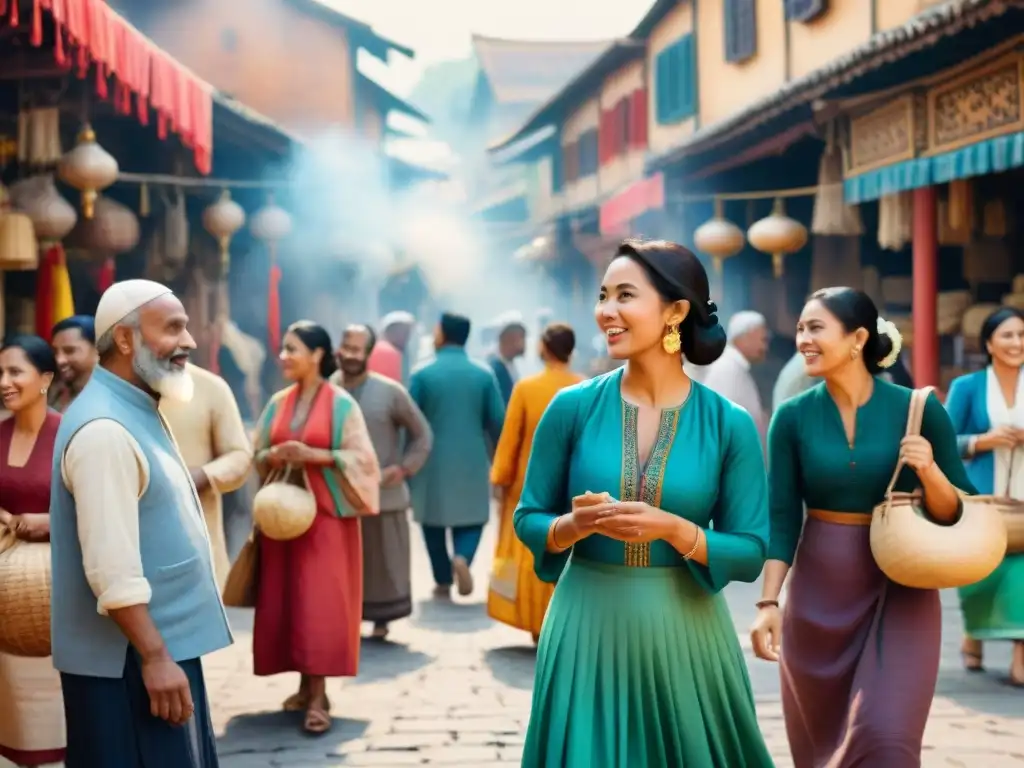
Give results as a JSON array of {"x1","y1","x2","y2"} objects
[{"x1": 0, "y1": 526, "x2": 52, "y2": 657}]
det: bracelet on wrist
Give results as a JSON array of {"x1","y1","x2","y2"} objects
[
  {"x1": 551, "y1": 517, "x2": 567, "y2": 551},
  {"x1": 682, "y1": 524, "x2": 702, "y2": 560},
  {"x1": 756, "y1": 599, "x2": 780, "y2": 610}
]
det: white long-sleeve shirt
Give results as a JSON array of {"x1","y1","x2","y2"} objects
[{"x1": 701, "y1": 345, "x2": 767, "y2": 447}]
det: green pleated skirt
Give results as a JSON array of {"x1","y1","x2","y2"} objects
[
  {"x1": 522, "y1": 557, "x2": 774, "y2": 768},
  {"x1": 959, "y1": 552, "x2": 1024, "y2": 640}
]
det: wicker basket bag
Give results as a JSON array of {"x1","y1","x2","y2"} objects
[
  {"x1": 870, "y1": 387, "x2": 1007, "y2": 590},
  {"x1": 974, "y1": 448, "x2": 1024, "y2": 555},
  {"x1": 252, "y1": 465, "x2": 316, "y2": 541},
  {"x1": 0, "y1": 524, "x2": 52, "y2": 657}
]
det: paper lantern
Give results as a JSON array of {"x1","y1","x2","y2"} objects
[
  {"x1": 203, "y1": 190, "x2": 246, "y2": 269},
  {"x1": 250, "y1": 196, "x2": 292, "y2": 243},
  {"x1": 747, "y1": 198, "x2": 808, "y2": 277},
  {"x1": 0, "y1": 212, "x2": 39, "y2": 270},
  {"x1": 693, "y1": 199, "x2": 744, "y2": 273},
  {"x1": 58, "y1": 125, "x2": 119, "y2": 219},
  {"x1": 8, "y1": 175, "x2": 77, "y2": 242},
  {"x1": 66, "y1": 196, "x2": 140, "y2": 255}
]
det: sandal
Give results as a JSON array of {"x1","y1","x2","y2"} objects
[
  {"x1": 370, "y1": 624, "x2": 389, "y2": 640},
  {"x1": 284, "y1": 692, "x2": 331, "y2": 712},
  {"x1": 303, "y1": 704, "x2": 332, "y2": 735},
  {"x1": 961, "y1": 650, "x2": 984, "y2": 672}
]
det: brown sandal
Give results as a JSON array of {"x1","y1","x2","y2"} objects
[
  {"x1": 284, "y1": 692, "x2": 331, "y2": 712},
  {"x1": 303, "y1": 705, "x2": 332, "y2": 735}
]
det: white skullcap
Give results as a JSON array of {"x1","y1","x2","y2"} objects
[
  {"x1": 492, "y1": 310, "x2": 526, "y2": 333},
  {"x1": 380, "y1": 311, "x2": 415, "y2": 330},
  {"x1": 95, "y1": 279, "x2": 173, "y2": 340},
  {"x1": 726, "y1": 310, "x2": 767, "y2": 340}
]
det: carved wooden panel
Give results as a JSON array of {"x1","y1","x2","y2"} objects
[
  {"x1": 847, "y1": 94, "x2": 916, "y2": 176},
  {"x1": 927, "y1": 54, "x2": 1024, "y2": 154}
]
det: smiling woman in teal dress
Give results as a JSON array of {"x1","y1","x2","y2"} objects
[{"x1": 514, "y1": 240, "x2": 774, "y2": 767}]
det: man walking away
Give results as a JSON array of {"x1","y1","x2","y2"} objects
[
  {"x1": 372, "y1": 311, "x2": 416, "y2": 384},
  {"x1": 701, "y1": 310, "x2": 770, "y2": 447},
  {"x1": 49, "y1": 315, "x2": 98, "y2": 412},
  {"x1": 50, "y1": 279, "x2": 232, "y2": 767},
  {"x1": 337, "y1": 324, "x2": 433, "y2": 638},
  {"x1": 410, "y1": 312, "x2": 505, "y2": 598},
  {"x1": 161, "y1": 362, "x2": 253, "y2": 590},
  {"x1": 487, "y1": 314, "x2": 526, "y2": 406}
]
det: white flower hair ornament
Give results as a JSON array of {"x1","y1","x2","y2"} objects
[{"x1": 876, "y1": 317, "x2": 902, "y2": 370}]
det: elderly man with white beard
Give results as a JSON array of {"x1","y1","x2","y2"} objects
[{"x1": 49, "y1": 279, "x2": 232, "y2": 768}]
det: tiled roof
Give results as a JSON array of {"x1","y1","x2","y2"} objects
[
  {"x1": 650, "y1": 0, "x2": 1021, "y2": 166},
  {"x1": 471, "y1": 35, "x2": 612, "y2": 104}
]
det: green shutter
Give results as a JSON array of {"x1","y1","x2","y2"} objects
[
  {"x1": 678, "y1": 35, "x2": 696, "y2": 119},
  {"x1": 655, "y1": 48, "x2": 669, "y2": 124}
]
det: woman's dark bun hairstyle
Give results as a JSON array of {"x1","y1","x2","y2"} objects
[
  {"x1": 980, "y1": 306, "x2": 1024, "y2": 363},
  {"x1": 286, "y1": 320, "x2": 338, "y2": 380},
  {"x1": 0, "y1": 334, "x2": 58, "y2": 375},
  {"x1": 809, "y1": 286, "x2": 893, "y2": 375},
  {"x1": 616, "y1": 239, "x2": 726, "y2": 366}
]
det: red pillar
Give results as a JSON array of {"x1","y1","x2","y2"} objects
[{"x1": 912, "y1": 186, "x2": 939, "y2": 388}]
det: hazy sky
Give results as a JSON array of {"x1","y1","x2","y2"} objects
[{"x1": 319, "y1": 0, "x2": 656, "y2": 96}]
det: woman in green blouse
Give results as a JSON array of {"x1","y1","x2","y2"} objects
[
  {"x1": 751, "y1": 287, "x2": 974, "y2": 767},
  {"x1": 514, "y1": 240, "x2": 774, "y2": 767}
]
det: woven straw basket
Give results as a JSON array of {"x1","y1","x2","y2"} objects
[
  {"x1": 870, "y1": 387, "x2": 1007, "y2": 590},
  {"x1": 972, "y1": 447, "x2": 1024, "y2": 555},
  {"x1": 0, "y1": 526, "x2": 52, "y2": 657},
  {"x1": 252, "y1": 465, "x2": 316, "y2": 541}
]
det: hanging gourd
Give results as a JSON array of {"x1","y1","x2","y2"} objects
[
  {"x1": 693, "y1": 198, "x2": 745, "y2": 273},
  {"x1": 202, "y1": 190, "x2": 246, "y2": 272},
  {"x1": 747, "y1": 197, "x2": 808, "y2": 277},
  {"x1": 58, "y1": 124, "x2": 119, "y2": 219},
  {"x1": 66, "y1": 196, "x2": 140, "y2": 255},
  {"x1": 8, "y1": 175, "x2": 77, "y2": 243}
]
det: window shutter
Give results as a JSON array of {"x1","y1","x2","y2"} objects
[
  {"x1": 598, "y1": 110, "x2": 609, "y2": 165},
  {"x1": 724, "y1": 0, "x2": 757, "y2": 63},
  {"x1": 563, "y1": 141, "x2": 578, "y2": 183},
  {"x1": 784, "y1": 0, "x2": 827, "y2": 22},
  {"x1": 677, "y1": 36, "x2": 696, "y2": 119},
  {"x1": 655, "y1": 47, "x2": 669, "y2": 124},
  {"x1": 617, "y1": 98, "x2": 629, "y2": 154},
  {"x1": 582, "y1": 129, "x2": 599, "y2": 176},
  {"x1": 629, "y1": 89, "x2": 648, "y2": 148}
]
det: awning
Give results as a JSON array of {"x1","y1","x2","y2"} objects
[
  {"x1": 844, "y1": 130, "x2": 1024, "y2": 204},
  {"x1": 599, "y1": 173, "x2": 664, "y2": 235},
  {"x1": 13, "y1": 0, "x2": 215, "y2": 174}
]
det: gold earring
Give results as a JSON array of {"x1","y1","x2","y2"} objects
[
  {"x1": 662, "y1": 324, "x2": 681, "y2": 355},
  {"x1": 41, "y1": 387, "x2": 47, "y2": 395},
  {"x1": 850, "y1": 346, "x2": 861, "y2": 359}
]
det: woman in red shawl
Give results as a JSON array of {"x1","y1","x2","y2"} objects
[{"x1": 252, "y1": 321, "x2": 380, "y2": 735}]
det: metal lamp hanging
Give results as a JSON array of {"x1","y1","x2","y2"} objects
[
  {"x1": 693, "y1": 198, "x2": 745, "y2": 273},
  {"x1": 250, "y1": 193, "x2": 292, "y2": 253},
  {"x1": 202, "y1": 190, "x2": 246, "y2": 272},
  {"x1": 57, "y1": 124, "x2": 119, "y2": 219},
  {"x1": 747, "y1": 197, "x2": 808, "y2": 277}
]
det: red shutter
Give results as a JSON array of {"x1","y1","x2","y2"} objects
[
  {"x1": 629, "y1": 89, "x2": 649, "y2": 148},
  {"x1": 599, "y1": 109, "x2": 613, "y2": 166},
  {"x1": 618, "y1": 98, "x2": 629, "y2": 153}
]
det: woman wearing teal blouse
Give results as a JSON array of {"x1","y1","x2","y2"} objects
[
  {"x1": 945, "y1": 306, "x2": 1024, "y2": 685},
  {"x1": 752, "y1": 287, "x2": 975, "y2": 767},
  {"x1": 514, "y1": 239, "x2": 774, "y2": 767}
]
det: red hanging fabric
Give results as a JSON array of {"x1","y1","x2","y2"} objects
[
  {"x1": 34, "y1": 247, "x2": 56, "y2": 340},
  {"x1": 267, "y1": 261, "x2": 282, "y2": 355},
  {"x1": 96, "y1": 256, "x2": 115, "y2": 293}
]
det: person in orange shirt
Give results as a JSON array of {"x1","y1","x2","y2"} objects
[
  {"x1": 487, "y1": 322, "x2": 583, "y2": 642},
  {"x1": 369, "y1": 312, "x2": 415, "y2": 384}
]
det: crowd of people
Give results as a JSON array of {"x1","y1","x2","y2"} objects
[{"x1": 0, "y1": 237, "x2": 1020, "y2": 767}]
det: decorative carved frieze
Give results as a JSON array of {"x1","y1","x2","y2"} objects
[
  {"x1": 847, "y1": 95, "x2": 916, "y2": 175},
  {"x1": 927, "y1": 55, "x2": 1023, "y2": 154}
]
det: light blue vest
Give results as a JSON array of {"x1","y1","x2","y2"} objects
[{"x1": 49, "y1": 366, "x2": 233, "y2": 678}]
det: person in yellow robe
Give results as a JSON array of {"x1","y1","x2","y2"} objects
[
  {"x1": 487, "y1": 322, "x2": 583, "y2": 641},
  {"x1": 160, "y1": 362, "x2": 253, "y2": 588}
]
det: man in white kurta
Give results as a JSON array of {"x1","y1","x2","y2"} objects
[
  {"x1": 701, "y1": 311, "x2": 770, "y2": 447},
  {"x1": 161, "y1": 363, "x2": 253, "y2": 588}
]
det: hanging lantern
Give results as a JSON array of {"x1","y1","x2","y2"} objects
[
  {"x1": 0, "y1": 212, "x2": 39, "y2": 271},
  {"x1": 747, "y1": 198, "x2": 808, "y2": 277},
  {"x1": 57, "y1": 124, "x2": 119, "y2": 219},
  {"x1": 66, "y1": 196, "x2": 140, "y2": 255},
  {"x1": 8, "y1": 175, "x2": 77, "y2": 242},
  {"x1": 202, "y1": 190, "x2": 246, "y2": 271},
  {"x1": 693, "y1": 199, "x2": 745, "y2": 273},
  {"x1": 250, "y1": 195, "x2": 292, "y2": 244}
]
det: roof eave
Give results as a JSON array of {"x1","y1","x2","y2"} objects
[
  {"x1": 487, "y1": 41, "x2": 644, "y2": 153},
  {"x1": 648, "y1": 0, "x2": 1019, "y2": 169},
  {"x1": 630, "y1": 0, "x2": 683, "y2": 40},
  {"x1": 357, "y1": 73, "x2": 431, "y2": 124},
  {"x1": 284, "y1": 0, "x2": 414, "y2": 61}
]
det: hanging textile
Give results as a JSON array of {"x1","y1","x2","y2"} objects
[
  {"x1": 20, "y1": 0, "x2": 214, "y2": 174},
  {"x1": 267, "y1": 261, "x2": 281, "y2": 355},
  {"x1": 877, "y1": 192, "x2": 913, "y2": 251},
  {"x1": 95, "y1": 256, "x2": 115, "y2": 293},
  {"x1": 34, "y1": 244, "x2": 74, "y2": 341}
]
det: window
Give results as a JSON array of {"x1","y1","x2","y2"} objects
[
  {"x1": 655, "y1": 35, "x2": 696, "y2": 125},
  {"x1": 628, "y1": 89, "x2": 648, "y2": 148},
  {"x1": 599, "y1": 99, "x2": 633, "y2": 165},
  {"x1": 578, "y1": 129, "x2": 599, "y2": 177},
  {"x1": 724, "y1": 0, "x2": 757, "y2": 63},
  {"x1": 784, "y1": 0, "x2": 827, "y2": 22},
  {"x1": 220, "y1": 28, "x2": 238, "y2": 53},
  {"x1": 562, "y1": 140, "x2": 579, "y2": 184}
]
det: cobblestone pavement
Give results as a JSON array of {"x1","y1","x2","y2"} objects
[
  {"x1": 205, "y1": 519, "x2": 1024, "y2": 767},
  {"x1": 4, "y1": 518, "x2": 1019, "y2": 768}
]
